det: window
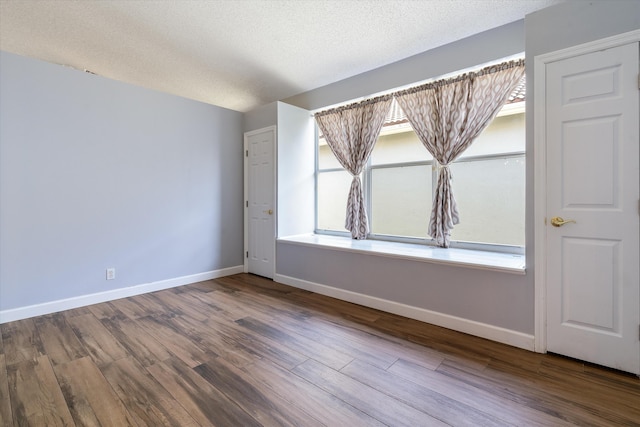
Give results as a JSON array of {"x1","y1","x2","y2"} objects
[{"x1": 316, "y1": 90, "x2": 525, "y2": 252}]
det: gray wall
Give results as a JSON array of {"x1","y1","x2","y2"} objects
[
  {"x1": 275, "y1": 1, "x2": 639, "y2": 335},
  {"x1": 243, "y1": 102, "x2": 277, "y2": 133},
  {"x1": 0, "y1": 51, "x2": 244, "y2": 312},
  {"x1": 525, "y1": 0, "x2": 640, "y2": 58},
  {"x1": 277, "y1": 243, "x2": 531, "y2": 332}
]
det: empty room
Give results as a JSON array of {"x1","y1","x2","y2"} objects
[{"x1": 1, "y1": 0, "x2": 639, "y2": 425}]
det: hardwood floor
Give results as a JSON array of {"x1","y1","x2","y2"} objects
[{"x1": 1, "y1": 273, "x2": 639, "y2": 426}]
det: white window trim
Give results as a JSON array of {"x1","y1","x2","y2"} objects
[
  {"x1": 279, "y1": 234, "x2": 526, "y2": 274},
  {"x1": 310, "y1": 54, "x2": 526, "y2": 275}
]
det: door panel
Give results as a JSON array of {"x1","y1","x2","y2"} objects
[
  {"x1": 561, "y1": 237, "x2": 619, "y2": 332},
  {"x1": 545, "y1": 42, "x2": 639, "y2": 374},
  {"x1": 562, "y1": 117, "x2": 618, "y2": 207},
  {"x1": 246, "y1": 127, "x2": 275, "y2": 279}
]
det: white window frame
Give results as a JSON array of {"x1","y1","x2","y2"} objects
[{"x1": 314, "y1": 81, "x2": 526, "y2": 255}]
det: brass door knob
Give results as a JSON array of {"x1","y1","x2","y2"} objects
[
  {"x1": 550, "y1": 216, "x2": 576, "y2": 227},
  {"x1": 264, "y1": 209, "x2": 273, "y2": 215}
]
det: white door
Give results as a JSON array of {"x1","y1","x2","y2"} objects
[
  {"x1": 245, "y1": 126, "x2": 276, "y2": 279},
  {"x1": 545, "y1": 42, "x2": 639, "y2": 374}
]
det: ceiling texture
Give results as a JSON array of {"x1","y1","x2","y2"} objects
[{"x1": 0, "y1": 0, "x2": 563, "y2": 112}]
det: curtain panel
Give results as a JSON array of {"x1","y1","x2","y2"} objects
[
  {"x1": 315, "y1": 95, "x2": 393, "y2": 239},
  {"x1": 395, "y1": 59, "x2": 525, "y2": 247}
]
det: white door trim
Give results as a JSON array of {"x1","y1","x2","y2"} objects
[
  {"x1": 243, "y1": 125, "x2": 277, "y2": 277},
  {"x1": 534, "y1": 29, "x2": 640, "y2": 353}
]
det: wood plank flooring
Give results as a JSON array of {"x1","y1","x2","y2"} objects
[{"x1": 1, "y1": 273, "x2": 639, "y2": 426}]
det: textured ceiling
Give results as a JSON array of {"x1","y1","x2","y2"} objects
[{"x1": 0, "y1": 0, "x2": 562, "y2": 112}]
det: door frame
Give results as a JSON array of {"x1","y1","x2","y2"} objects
[
  {"x1": 534, "y1": 29, "x2": 640, "y2": 353},
  {"x1": 243, "y1": 125, "x2": 277, "y2": 277}
]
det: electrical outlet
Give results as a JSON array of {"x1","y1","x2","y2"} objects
[{"x1": 106, "y1": 268, "x2": 116, "y2": 280}]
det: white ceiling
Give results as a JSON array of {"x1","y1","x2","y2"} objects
[{"x1": 0, "y1": 0, "x2": 563, "y2": 112}]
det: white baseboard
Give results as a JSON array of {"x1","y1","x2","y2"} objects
[
  {"x1": 0, "y1": 265, "x2": 244, "y2": 324},
  {"x1": 274, "y1": 273, "x2": 535, "y2": 352}
]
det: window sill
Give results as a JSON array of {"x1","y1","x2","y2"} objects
[{"x1": 277, "y1": 234, "x2": 526, "y2": 275}]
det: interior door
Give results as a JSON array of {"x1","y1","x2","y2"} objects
[
  {"x1": 545, "y1": 42, "x2": 639, "y2": 374},
  {"x1": 245, "y1": 126, "x2": 276, "y2": 279}
]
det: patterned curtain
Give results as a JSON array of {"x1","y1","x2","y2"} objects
[
  {"x1": 315, "y1": 95, "x2": 393, "y2": 239},
  {"x1": 395, "y1": 59, "x2": 525, "y2": 247}
]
